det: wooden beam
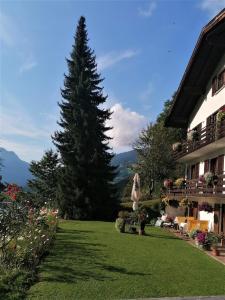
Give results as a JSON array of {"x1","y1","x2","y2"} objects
[{"x1": 183, "y1": 86, "x2": 205, "y2": 95}]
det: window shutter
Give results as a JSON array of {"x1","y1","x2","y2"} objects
[
  {"x1": 204, "y1": 160, "x2": 209, "y2": 173},
  {"x1": 212, "y1": 76, "x2": 217, "y2": 96},
  {"x1": 195, "y1": 163, "x2": 199, "y2": 179},
  {"x1": 217, "y1": 155, "x2": 224, "y2": 175}
]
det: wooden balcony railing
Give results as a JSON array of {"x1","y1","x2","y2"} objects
[
  {"x1": 166, "y1": 174, "x2": 225, "y2": 198},
  {"x1": 173, "y1": 119, "x2": 225, "y2": 160}
]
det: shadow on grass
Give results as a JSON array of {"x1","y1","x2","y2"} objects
[
  {"x1": 145, "y1": 233, "x2": 181, "y2": 240},
  {"x1": 34, "y1": 227, "x2": 151, "y2": 287}
]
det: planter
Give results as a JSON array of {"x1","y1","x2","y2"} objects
[{"x1": 212, "y1": 248, "x2": 219, "y2": 256}]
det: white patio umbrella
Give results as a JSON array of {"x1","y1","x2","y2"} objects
[{"x1": 131, "y1": 173, "x2": 141, "y2": 211}]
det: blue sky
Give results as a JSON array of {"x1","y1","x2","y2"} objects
[{"x1": 1, "y1": 0, "x2": 225, "y2": 162}]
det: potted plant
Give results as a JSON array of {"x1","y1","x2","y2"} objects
[
  {"x1": 172, "y1": 142, "x2": 182, "y2": 152},
  {"x1": 196, "y1": 231, "x2": 206, "y2": 249},
  {"x1": 198, "y1": 175, "x2": 206, "y2": 183},
  {"x1": 207, "y1": 232, "x2": 220, "y2": 255},
  {"x1": 204, "y1": 171, "x2": 214, "y2": 187},
  {"x1": 187, "y1": 129, "x2": 199, "y2": 142},
  {"x1": 215, "y1": 108, "x2": 225, "y2": 139},
  {"x1": 212, "y1": 174, "x2": 219, "y2": 186},
  {"x1": 175, "y1": 178, "x2": 186, "y2": 189}
]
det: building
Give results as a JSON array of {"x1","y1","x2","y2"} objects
[{"x1": 165, "y1": 9, "x2": 225, "y2": 234}]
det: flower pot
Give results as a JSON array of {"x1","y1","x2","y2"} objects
[{"x1": 212, "y1": 248, "x2": 219, "y2": 256}]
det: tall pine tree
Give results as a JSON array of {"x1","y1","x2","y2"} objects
[{"x1": 53, "y1": 16, "x2": 118, "y2": 220}]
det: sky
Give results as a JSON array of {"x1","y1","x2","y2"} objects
[{"x1": 1, "y1": 0, "x2": 225, "y2": 162}]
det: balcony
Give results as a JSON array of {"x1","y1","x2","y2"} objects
[
  {"x1": 173, "y1": 119, "x2": 225, "y2": 162},
  {"x1": 165, "y1": 174, "x2": 225, "y2": 200}
]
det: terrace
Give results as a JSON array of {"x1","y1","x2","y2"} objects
[
  {"x1": 173, "y1": 118, "x2": 225, "y2": 162},
  {"x1": 165, "y1": 174, "x2": 225, "y2": 200}
]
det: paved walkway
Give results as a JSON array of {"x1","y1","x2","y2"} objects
[
  {"x1": 128, "y1": 296, "x2": 225, "y2": 300},
  {"x1": 168, "y1": 228, "x2": 225, "y2": 266}
]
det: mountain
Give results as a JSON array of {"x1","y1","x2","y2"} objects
[
  {"x1": 0, "y1": 148, "x2": 32, "y2": 187},
  {"x1": 112, "y1": 149, "x2": 137, "y2": 167},
  {"x1": 0, "y1": 148, "x2": 137, "y2": 188},
  {"x1": 112, "y1": 150, "x2": 137, "y2": 183}
]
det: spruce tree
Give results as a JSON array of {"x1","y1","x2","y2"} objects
[
  {"x1": 53, "y1": 16, "x2": 117, "y2": 220},
  {"x1": 28, "y1": 149, "x2": 60, "y2": 207}
]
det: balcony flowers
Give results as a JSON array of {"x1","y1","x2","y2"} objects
[
  {"x1": 198, "y1": 175, "x2": 206, "y2": 183},
  {"x1": 198, "y1": 202, "x2": 213, "y2": 212},
  {"x1": 163, "y1": 179, "x2": 173, "y2": 189},
  {"x1": 172, "y1": 142, "x2": 182, "y2": 152},
  {"x1": 204, "y1": 171, "x2": 214, "y2": 186},
  {"x1": 187, "y1": 129, "x2": 199, "y2": 142},
  {"x1": 216, "y1": 107, "x2": 225, "y2": 124},
  {"x1": 175, "y1": 177, "x2": 186, "y2": 188},
  {"x1": 215, "y1": 107, "x2": 225, "y2": 139}
]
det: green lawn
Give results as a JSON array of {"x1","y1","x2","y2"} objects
[{"x1": 27, "y1": 221, "x2": 225, "y2": 299}]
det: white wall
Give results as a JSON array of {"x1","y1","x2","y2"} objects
[{"x1": 189, "y1": 54, "x2": 225, "y2": 130}]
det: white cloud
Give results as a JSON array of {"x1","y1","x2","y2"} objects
[
  {"x1": 0, "y1": 93, "x2": 59, "y2": 161},
  {"x1": 97, "y1": 50, "x2": 138, "y2": 71},
  {"x1": 107, "y1": 103, "x2": 147, "y2": 153},
  {"x1": 200, "y1": 0, "x2": 225, "y2": 17},
  {"x1": 138, "y1": 1, "x2": 157, "y2": 17},
  {"x1": 0, "y1": 11, "x2": 16, "y2": 47},
  {"x1": 19, "y1": 55, "x2": 37, "y2": 74}
]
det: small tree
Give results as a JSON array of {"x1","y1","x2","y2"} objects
[
  {"x1": 134, "y1": 97, "x2": 185, "y2": 194},
  {"x1": 28, "y1": 149, "x2": 60, "y2": 208}
]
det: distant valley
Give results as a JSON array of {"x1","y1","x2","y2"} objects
[{"x1": 0, "y1": 148, "x2": 137, "y2": 187}]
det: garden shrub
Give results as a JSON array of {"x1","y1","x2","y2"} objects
[{"x1": 0, "y1": 187, "x2": 58, "y2": 298}]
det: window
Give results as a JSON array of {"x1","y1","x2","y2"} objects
[
  {"x1": 212, "y1": 69, "x2": 225, "y2": 96},
  {"x1": 212, "y1": 76, "x2": 217, "y2": 96},
  {"x1": 218, "y1": 69, "x2": 225, "y2": 90}
]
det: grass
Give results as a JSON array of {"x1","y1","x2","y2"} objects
[{"x1": 27, "y1": 220, "x2": 225, "y2": 299}]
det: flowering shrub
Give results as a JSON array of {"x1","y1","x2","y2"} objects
[
  {"x1": 0, "y1": 200, "x2": 58, "y2": 269},
  {"x1": 3, "y1": 184, "x2": 21, "y2": 201},
  {"x1": 197, "y1": 232, "x2": 206, "y2": 244}
]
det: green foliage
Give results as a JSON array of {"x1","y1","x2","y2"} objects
[
  {"x1": 52, "y1": 17, "x2": 118, "y2": 220},
  {"x1": 134, "y1": 96, "x2": 185, "y2": 190},
  {"x1": 28, "y1": 149, "x2": 60, "y2": 208}
]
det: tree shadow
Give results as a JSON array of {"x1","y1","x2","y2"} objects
[{"x1": 32, "y1": 226, "x2": 151, "y2": 289}]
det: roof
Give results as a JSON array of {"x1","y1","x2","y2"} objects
[{"x1": 165, "y1": 9, "x2": 225, "y2": 128}]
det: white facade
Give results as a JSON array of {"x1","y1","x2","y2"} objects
[
  {"x1": 188, "y1": 54, "x2": 225, "y2": 131},
  {"x1": 183, "y1": 54, "x2": 225, "y2": 179}
]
